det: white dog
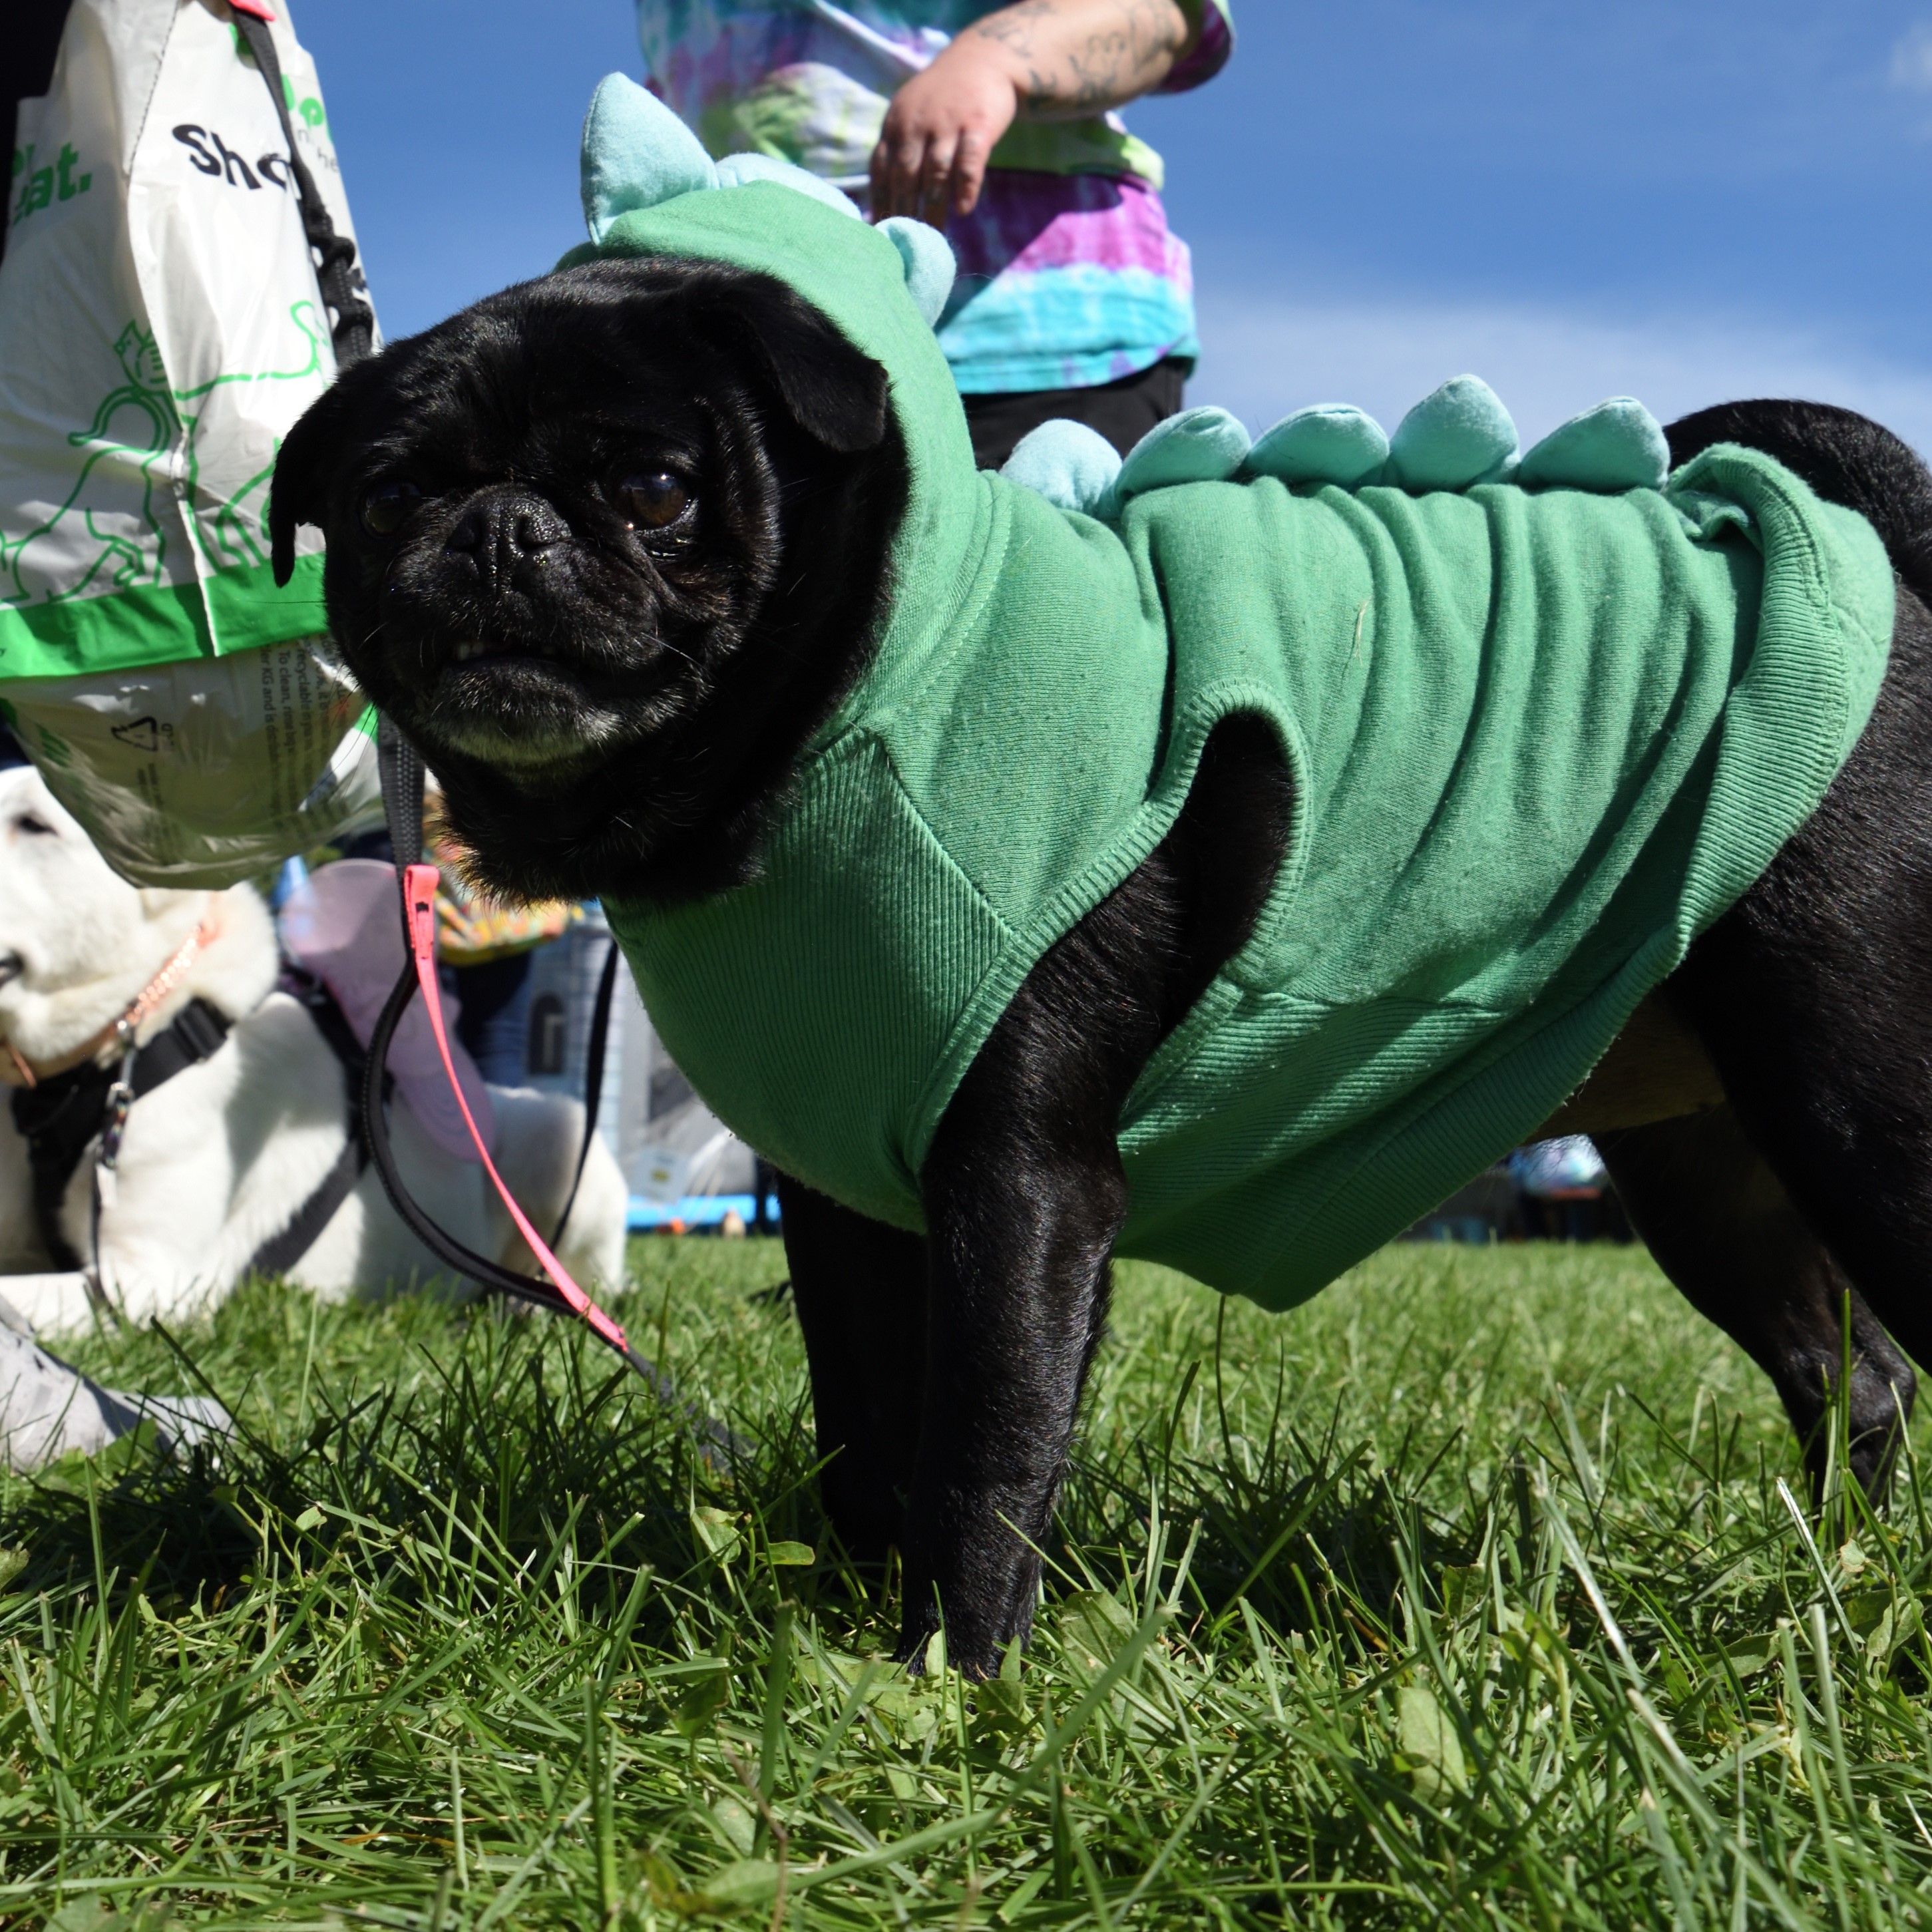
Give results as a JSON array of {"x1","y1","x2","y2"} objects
[{"x1": 0, "y1": 764, "x2": 628, "y2": 1355}]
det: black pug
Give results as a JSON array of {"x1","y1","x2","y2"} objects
[{"x1": 271, "y1": 256, "x2": 1932, "y2": 1677}]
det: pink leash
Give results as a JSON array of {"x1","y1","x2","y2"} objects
[{"x1": 402, "y1": 864, "x2": 632, "y2": 1357}]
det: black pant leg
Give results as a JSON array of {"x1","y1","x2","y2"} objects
[{"x1": 960, "y1": 357, "x2": 1188, "y2": 471}]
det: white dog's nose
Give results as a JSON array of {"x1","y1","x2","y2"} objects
[{"x1": 0, "y1": 953, "x2": 20, "y2": 989}]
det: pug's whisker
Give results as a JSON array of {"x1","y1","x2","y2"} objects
[{"x1": 639, "y1": 632, "x2": 699, "y2": 668}]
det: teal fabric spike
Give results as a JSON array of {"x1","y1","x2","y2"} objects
[
  {"x1": 1000, "y1": 419, "x2": 1123, "y2": 514},
  {"x1": 1246, "y1": 405, "x2": 1389, "y2": 487},
  {"x1": 1518, "y1": 397, "x2": 1670, "y2": 493},
  {"x1": 582, "y1": 74, "x2": 717, "y2": 243},
  {"x1": 577, "y1": 75, "x2": 954, "y2": 330},
  {"x1": 878, "y1": 217, "x2": 957, "y2": 328},
  {"x1": 1116, "y1": 407, "x2": 1251, "y2": 498},
  {"x1": 1385, "y1": 376, "x2": 1518, "y2": 491},
  {"x1": 715, "y1": 150, "x2": 863, "y2": 220}
]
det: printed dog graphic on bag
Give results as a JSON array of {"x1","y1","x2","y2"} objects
[
  {"x1": 1, "y1": 323, "x2": 175, "y2": 607},
  {"x1": 2, "y1": 304, "x2": 328, "y2": 609}
]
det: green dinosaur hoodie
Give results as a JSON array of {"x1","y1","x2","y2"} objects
[{"x1": 586, "y1": 181, "x2": 1893, "y2": 1312}]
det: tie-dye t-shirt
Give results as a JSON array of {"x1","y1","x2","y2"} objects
[{"x1": 634, "y1": 1, "x2": 1233, "y2": 394}]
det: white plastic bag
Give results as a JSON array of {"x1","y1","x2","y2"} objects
[{"x1": 0, "y1": 0, "x2": 380, "y2": 884}]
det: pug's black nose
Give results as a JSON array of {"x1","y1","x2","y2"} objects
[{"x1": 445, "y1": 488, "x2": 568, "y2": 595}]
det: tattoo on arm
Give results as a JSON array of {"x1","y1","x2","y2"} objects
[{"x1": 967, "y1": 0, "x2": 1194, "y2": 115}]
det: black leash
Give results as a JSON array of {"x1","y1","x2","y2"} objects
[
  {"x1": 554, "y1": 937, "x2": 621, "y2": 1249},
  {"x1": 226, "y1": 27, "x2": 689, "y2": 1399},
  {"x1": 362, "y1": 720, "x2": 670, "y2": 1391}
]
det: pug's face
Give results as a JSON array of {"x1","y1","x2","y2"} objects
[{"x1": 271, "y1": 257, "x2": 906, "y2": 903}]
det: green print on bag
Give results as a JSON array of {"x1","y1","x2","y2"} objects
[
  {"x1": 0, "y1": 302, "x2": 331, "y2": 679},
  {"x1": 3, "y1": 325, "x2": 176, "y2": 607},
  {"x1": 9, "y1": 142, "x2": 93, "y2": 226},
  {"x1": 281, "y1": 73, "x2": 328, "y2": 135}
]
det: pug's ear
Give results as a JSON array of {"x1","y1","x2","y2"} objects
[
  {"x1": 270, "y1": 383, "x2": 353, "y2": 586},
  {"x1": 706, "y1": 280, "x2": 890, "y2": 455}
]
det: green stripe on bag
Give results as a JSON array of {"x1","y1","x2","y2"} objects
[
  {"x1": 0, "y1": 554, "x2": 328, "y2": 681},
  {"x1": 205, "y1": 554, "x2": 331, "y2": 654}
]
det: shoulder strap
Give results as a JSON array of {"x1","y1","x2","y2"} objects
[
  {"x1": 231, "y1": 7, "x2": 374, "y2": 367},
  {"x1": 377, "y1": 713, "x2": 425, "y2": 916}
]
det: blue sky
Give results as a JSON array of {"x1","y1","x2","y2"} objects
[{"x1": 300, "y1": 1, "x2": 1932, "y2": 450}]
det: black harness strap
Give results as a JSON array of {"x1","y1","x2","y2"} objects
[
  {"x1": 7, "y1": 970, "x2": 390, "y2": 1283},
  {"x1": 128, "y1": 995, "x2": 230, "y2": 1089},
  {"x1": 236, "y1": 968, "x2": 383, "y2": 1282},
  {"x1": 11, "y1": 998, "x2": 233, "y2": 1270},
  {"x1": 246, "y1": 1133, "x2": 362, "y2": 1279}
]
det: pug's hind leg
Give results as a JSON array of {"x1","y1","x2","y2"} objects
[
  {"x1": 778, "y1": 1175, "x2": 929, "y2": 1563},
  {"x1": 1597, "y1": 1108, "x2": 1914, "y2": 1499}
]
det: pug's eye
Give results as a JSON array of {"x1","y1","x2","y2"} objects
[
  {"x1": 360, "y1": 479, "x2": 423, "y2": 537},
  {"x1": 616, "y1": 472, "x2": 691, "y2": 531}
]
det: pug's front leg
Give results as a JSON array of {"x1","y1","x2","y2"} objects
[
  {"x1": 898, "y1": 1102, "x2": 1129, "y2": 1676},
  {"x1": 895, "y1": 881, "x2": 1170, "y2": 1675},
  {"x1": 886, "y1": 720, "x2": 1290, "y2": 1674}
]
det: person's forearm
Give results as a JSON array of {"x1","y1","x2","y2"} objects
[
  {"x1": 965, "y1": 0, "x2": 1194, "y2": 122},
  {"x1": 870, "y1": 0, "x2": 1196, "y2": 224}
]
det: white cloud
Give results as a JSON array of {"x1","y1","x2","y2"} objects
[
  {"x1": 1188, "y1": 287, "x2": 1932, "y2": 461},
  {"x1": 1891, "y1": 21, "x2": 1932, "y2": 92}
]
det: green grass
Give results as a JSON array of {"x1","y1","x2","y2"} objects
[{"x1": 4, "y1": 1238, "x2": 1932, "y2": 1929}]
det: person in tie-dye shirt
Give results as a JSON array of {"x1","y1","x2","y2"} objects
[{"x1": 635, "y1": 0, "x2": 1233, "y2": 466}]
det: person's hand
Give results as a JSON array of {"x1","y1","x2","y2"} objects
[
  {"x1": 870, "y1": 0, "x2": 1196, "y2": 228},
  {"x1": 869, "y1": 35, "x2": 1021, "y2": 226}
]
